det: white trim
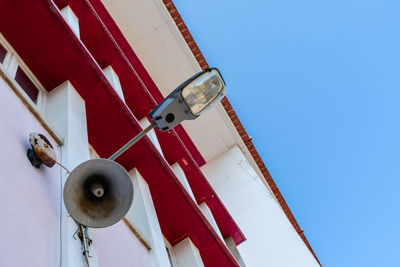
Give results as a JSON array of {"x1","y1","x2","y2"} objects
[
  {"x1": 0, "y1": 33, "x2": 47, "y2": 113},
  {"x1": 171, "y1": 238, "x2": 204, "y2": 267},
  {"x1": 102, "y1": 65, "x2": 125, "y2": 102},
  {"x1": 60, "y1": 6, "x2": 80, "y2": 39},
  {"x1": 171, "y1": 162, "x2": 196, "y2": 202},
  {"x1": 89, "y1": 145, "x2": 101, "y2": 159},
  {"x1": 7, "y1": 54, "x2": 18, "y2": 77},
  {"x1": 139, "y1": 117, "x2": 164, "y2": 157},
  {"x1": 224, "y1": 237, "x2": 246, "y2": 267},
  {"x1": 164, "y1": 239, "x2": 178, "y2": 267},
  {"x1": 1, "y1": 48, "x2": 12, "y2": 70},
  {"x1": 198, "y1": 202, "x2": 223, "y2": 241}
]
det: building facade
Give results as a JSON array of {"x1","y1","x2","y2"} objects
[{"x1": 0, "y1": 0, "x2": 320, "y2": 266}]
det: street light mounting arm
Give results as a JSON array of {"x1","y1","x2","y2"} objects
[{"x1": 108, "y1": 123, "x2": 155, "y2": 161}]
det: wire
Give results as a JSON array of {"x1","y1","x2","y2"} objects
[{"x1": 55, "y1": 160, "x2": 71, "y2": 174}]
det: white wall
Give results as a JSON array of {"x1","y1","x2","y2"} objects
[
  {"x1": 0, "y1": 75, "x2": 60, "y2": 267},
  {"x1": 45, "y1": 81, "x2": 98, "y2": 267},
  {"x1": 201, "y1": 146, "x2": 320, "y2": 267},
  {"x1": 95, "y1": 221, "x2": 152, "y2": 267}
]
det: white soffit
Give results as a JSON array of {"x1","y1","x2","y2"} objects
[{"x1": 100, "y1": 0, "x2": 247, "y2": 162}]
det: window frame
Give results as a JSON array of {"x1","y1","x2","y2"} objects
[{"x1": 0, "y1": 33, "x2": 47, "y2": 114}]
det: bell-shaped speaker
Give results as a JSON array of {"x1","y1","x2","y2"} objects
[{"x1": 63, "y1": 159, "x2": 134, "y2": 228}]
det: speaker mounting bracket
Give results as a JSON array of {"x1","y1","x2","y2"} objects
[{"x1": 74, "y1": 224, "x2": 93, "y2": 266}]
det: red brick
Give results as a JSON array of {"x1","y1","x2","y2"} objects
[
  {"x1": 222, "y1": 105, "x2": 231, "y2": 111},
  {"x1": 178, "y1": 24, "x2": 186, "y2": 31},
  {"x1": 223, "y1": 106, "x2": 233, "y2": 112},
  {"x1": 174, "y1": 17, "x2": 183, "y2": 25},
  {"x1": 231, "y1": 118, "x2": 239, "y2": 124},
  {"x1": 248, "y1": 147, "x2": 256, "y2": 154},
  {"x1": 228, "y1": 112, "x2": 237, "y2": 118},
  {"x1": 200, "y1": 63, "x2": 209, "y2": 70},
  {"x1": 170, "y1": 10, "x2": 179, "y2": 17},
  {"x1": 262, "y1": 172, "x2": 269, "y2": 177},
  {"x1": 188, "y1": 42, "x2": 197, "y2": 50},
  {"x1": 166, "y1": 4, "x2": 176, "y2": 12},
  {"x1": 197, "y1": 55, "x2": 205, "y2": 62},
  {"x1": 237, "y1": 129, "x2": 247, "y2": 136},
  {"x1": 230, "y1": 118, "x2": 238, "y2": 124},
  {"x1": 182, "y1": 31, "x2": 191, "y2": 39},
  {"x1": 186, "y1": 36, "x2": 194, "y2": 43}
]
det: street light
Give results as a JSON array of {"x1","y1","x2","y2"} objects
[
  {"x1": 25, "y1": 68, "x2": 226, "y2": 253},
  {"x1": 109, "y1": 68, "x2": 226, "y2": 160}
]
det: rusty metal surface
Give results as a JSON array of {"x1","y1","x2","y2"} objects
[{"x1": 29, "y1": 132, "x2": 56, "y2": 167}]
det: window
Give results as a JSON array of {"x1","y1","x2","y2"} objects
[
  {"x1": 0, "y1": 33, "x2": 46, "y2": 110},
  {"x1": 0, "y1": 43, "x2": 6, "y2": 63},
  {"x1": 15, "y1": 66, "x2": 39, "y2": 103}
]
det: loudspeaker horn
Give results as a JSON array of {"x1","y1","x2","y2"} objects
[{"x1": 63, "y1": 159, "x2": 134, "y2": 228}]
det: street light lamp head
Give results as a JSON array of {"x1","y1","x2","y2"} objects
[
  {"x1": 149, "y1": 68, "x2": 226, "y2": 131},
  {"x1": 108, "y1": 68, "x2": 226, "y2": 161}
]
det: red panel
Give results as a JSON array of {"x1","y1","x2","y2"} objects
[
  {"x1": 173, "y1": 125, "x2": 206, "y2": 166},
  {"x1": 0, "y1": 0, "x2": 239, "y2": 266},
  {"x1": 81, "y1": 0, "x2": 244, "y2": 245},
  {"x1": 66, "y1": 0, "x2": 244, "y2": 244},
  {"x1": 84, "y1": 0, "x2": 206, "y2": 167}
]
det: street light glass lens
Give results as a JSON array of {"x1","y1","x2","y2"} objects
[{"x1": 181, "y1": 69, "x2": 226, "y2": 116}]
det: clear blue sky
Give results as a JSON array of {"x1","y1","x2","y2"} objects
[{"x1": 174, "y1": 1, "x2": 400, "y2": 266}]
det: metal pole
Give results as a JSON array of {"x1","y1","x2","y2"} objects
[{"x1": 108, "y1": 123, "x2": 156, "y2": 161}]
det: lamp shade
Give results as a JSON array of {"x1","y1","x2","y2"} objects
[{"x1": 181, "y1": 69, "x2": 226, "y2": 116}]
